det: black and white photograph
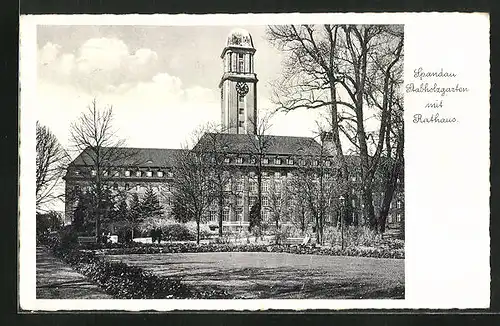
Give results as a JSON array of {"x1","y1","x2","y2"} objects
[
  {"x1": 33, "y1": 23, "x2": 405, "y2": 301},
  {"x1": 19, "y1": 13, "x2": 490, "y2": 311}
]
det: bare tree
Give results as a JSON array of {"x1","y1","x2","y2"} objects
[
  {"x1": 69, "y1": 99, "x2": 136, "y2": 240},
  {"x1": 267, "y1": 24, "x2": 404, "y2": 230},
  {"x1": 267, "y1": 176, "x2": 291, "y2": 244},
  {"x1": 246, "y1": 112, "x2": 274, "y2": 234},
  {"x1": 192, "y1": 123, "x2": 235, "y2": 237},
  {"x1": 289, "y1": 129, "x2": 346, "y2": 245},
  {"x1": 171, "y1": 129, "x2": 218, "y2": 244},
  {"x1": 36, "y1": 121, "x2": 70, "y2": 211}
]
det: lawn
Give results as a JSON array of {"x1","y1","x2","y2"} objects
[{"x1": 105, "y1": 252, "x2": 404, "y2": 299}]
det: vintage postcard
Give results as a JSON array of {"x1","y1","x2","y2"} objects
[{"x1": 18, "y1": 13, "x2": 490, "y2": 311}]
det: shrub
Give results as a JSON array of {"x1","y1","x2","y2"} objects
[{"x1": 162, "y1": 223, "x2": 196, "y2": 241}]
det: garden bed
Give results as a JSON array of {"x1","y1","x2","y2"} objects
[
  {"x1": 89, "y1": 242, "x2": 404, "y2": 259},
  {"x1": 42, "y1": 236, "x2": 231, "y2": 299}
]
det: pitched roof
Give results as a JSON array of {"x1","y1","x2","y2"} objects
[
  {"x1": 70, "y1": 147, "x2": 187, "y2": 168},
  {"x1": 194, "y1": 133, "x2": 324, "y2": 156}
]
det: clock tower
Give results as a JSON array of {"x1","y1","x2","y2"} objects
[{"x1": 219, "y1": 28, "x2": 258, "y2": 134}]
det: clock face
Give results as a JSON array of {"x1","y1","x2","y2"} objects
[{"x1": 236, "y1": 82, "x2": 249, "y2": 96}]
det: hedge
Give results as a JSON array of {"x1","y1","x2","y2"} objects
[
  {"x1": 44, "y1": 235, "x2": 231, "y2": 299},
  {"x1": 91, "y1": 242, "x2": 404, "y2": 259}
]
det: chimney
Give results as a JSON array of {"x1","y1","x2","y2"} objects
[{"x1": 320, "y1": 131, "x2": 337, "y2": 156}]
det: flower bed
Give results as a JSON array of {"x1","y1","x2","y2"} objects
[
  {"x1": 43, "y1": 235, "x2": 231, "y2": 299},
  {"x1": 92, "y1": 242, "x2": 404, "y2": 259}
]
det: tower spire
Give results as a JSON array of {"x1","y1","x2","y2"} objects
[{"x1": 219, "y1": 28, "x2": 258, "y2": 134}]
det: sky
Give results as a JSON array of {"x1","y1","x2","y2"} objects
[{"x1": 36, "y1": 25, "x2": 324, "y2": 157}]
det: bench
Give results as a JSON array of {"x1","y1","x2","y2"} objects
[
  {"x1": 283, "y1": 236, "x2": 312, "y2": 246},
  {"x1": 77, "y1": 236, "x2": 97, "y2": 245}
]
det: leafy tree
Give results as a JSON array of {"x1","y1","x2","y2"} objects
[{"x1": 141, "y1": 187, "x2": 163, "y2": 219}]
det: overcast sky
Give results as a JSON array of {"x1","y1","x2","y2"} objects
[{"x1": 37, "y1": 25, "x2": 324, "y2": 156}]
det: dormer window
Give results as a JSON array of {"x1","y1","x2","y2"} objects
[
  {"x1": 312, "y1": 160, "x2": 318, "y2": 166},
  {"x1": 136, "y1": 171, "x2": 142, "y2": 177},
  {"x1": 124, "y1": 170, "x2": 131, "y2": 177},
  {"x1": 274, "y1": 158, "x2": 282, "y2": 165},
  {"x1": 299, "y1": 159, "x2": 305, "y2": 166},
  {"x1": 325, "y1": 160, "x2": 331, "y2": 167},
  {"x1": 167, "y1": 171, "x2": 173, "y2": 178},
  {"x1": 236, "y1": 157, "x2": 243, "y2": 164},
  {"x1": 287, "y1": 158, "x2": 294, "y2": 165},
  {"x1": 250, "y1": 157, "x2": 256, "y2": 164},
  {"x1": 91, "y1": 169, "x2": 96, "y2": 176},
  {"x1": 224, "y1": 157, "x2": 230, "y2": 164},
  {"x1": 262, "y1": 158, "x2": 269, "y2": 164},
  {"x1": 274, "y1": 172, "x2": 281, "y2": 178},
  {"x1": 146, "y1": 171, "x2": 153, "y2": 177},
  {"x1": 157, "y1": 171, "x2": 164, "y2": 177}
]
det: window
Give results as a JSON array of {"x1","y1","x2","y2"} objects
[
  {"x1": 299, "y1": 159, "x2": 306, "y2": 166},
  {"x1": 209, "y1": 210, "x2": 217, "y2": 222},
  {"x1": 352, "y1": 188, "x2": 356, "y2": 195},
  {"x1": 236, "y1": 209, "x2": 243, "y2": 222},
  {"x1": 238, "y1": 53, "x2": 244, "y2": 72},
  {"x1": 157, "y1": 171, "x2": 164, "y2": 177},
  {"x1": 287, "y1": 172, "x2": 293, "y2": 178},
  {"x1": 74, "y1": 170, "x2": 81, "y2": 176},
  {"x1": 397, "y1": 201, "x2": 402, "y2": 209},
  {"x1": 239, "y1": 95, "x2": 245, "y2": 103},
  {"x1": 236, "y1": 180, "x2": 244, "y2": 192},
  {"x1": 239, "y1": 108, "x2": 244, "y2": 115},
  {"x1": 274, "y1": 158, "x2": 282, "y2": 165},
  {"x1": 91, "y1": 169, "x2": 97, "y2": 176},
  {"x1": 263, "y1": 181, "x2": 269, "y2": 192},
  {"x1": 222, "y1": 209, "x2": 230, "y2": 222},
  {"x1": 224, "y1": 157, "x2": 230, "y2": 164},
  {"x1": 223, "y1": 181, "x2": 231, "y2": 191},
  {"x1": 249, "y1": 171, "x2": 255, "y2": 177},
  {"x1": 249, "y1": 181, "x2": 257, "y2": 193},
  {"x1": 397, "y1": 213, "x2": 401, "y2": 222},
  {"x1": 249, "y1": 196, "x2": 257, "y2": 207},
  {"x1": 136, "y1": 171, "x2": 142, "y2": 177},
  {"x1": 250, "y1": 157, "x2": 256, "y2": 164},
  {"x1": 262, "y1": 158, "x2": 269, "y2": 164},
  {"x1": 238, "y1": 121, "x2": 244, "y2": 128},
  {"x1": 352, "y1": 199, "x2": 356, "y2": 207},
  {"x1": 312, "y1": 160, "x2": 319, "y2": 166},
  {"x1": 236, "y1": 157, "x2": 243, "y2": 164},
  {"x1": 274, "y1": 172, "x2": 281, "y2": 178},
  {"x1": 325, "y1": 160, "x2": 331, "y2": 167},
  {"x1": 124, "y1": 170, "x2": 130, "y2": 177},
  {"x1": 167, "y1": 171, "x2": 173, "y2": 178},
  {"x1": 146, "y1": 171, "x2": 153, "y2": 177},
  {"x1": 262, "y1": 171, "x2": 268, "y2": 177},
  {"x1": 237, "y1": 196, "x2": 243, "y2": 206},
  {"x1": 351, "y1": 176, "x2": 357, "y2": 182},
  {"x1": 262, "y1": 196, "x2": 269, "y2": 207},
  {"x1": 287, "y1": 158, "x2": 294, "y2": 165}
]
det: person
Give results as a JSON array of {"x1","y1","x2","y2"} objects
[{"x1": 157, "y1": 228, "x2": 162, "y2": 244}]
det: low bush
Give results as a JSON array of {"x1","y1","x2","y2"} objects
[
  {"x1": 43, "y1": 237, "x2": 231, "y2": 299},
  {"x1": 92, "y1": 242, "x2": 404, "y2": 259}
]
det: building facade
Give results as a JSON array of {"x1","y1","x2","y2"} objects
[{"x1": 63, "y1": 28, "x2": 404, "y2": 232}]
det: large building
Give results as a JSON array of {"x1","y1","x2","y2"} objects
[{"x1": 63, "y1": 28, "x2": 404, "y2": 232}]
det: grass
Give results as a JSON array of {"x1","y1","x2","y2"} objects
[{"x1": 105, "y1": 252, "x2": 404, "y2": 299}]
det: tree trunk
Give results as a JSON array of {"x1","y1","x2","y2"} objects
[
  {"x1": 196, "y1": 218, "x2": 200, "y2": 245},
  {"x1": 218, "y1": 192, "x2": 223, "y2": 237}
]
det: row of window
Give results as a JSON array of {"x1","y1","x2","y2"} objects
[
  {"x1": 83, "y1": 169, "x2": 173, "y2": 178},
  {"x1": 222, "y1": 156, "x2": 333, "y2": 167}
]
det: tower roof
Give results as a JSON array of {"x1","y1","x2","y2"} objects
[{"x1": 226, "y1": 28, "x2": 254, "y2": 49}]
